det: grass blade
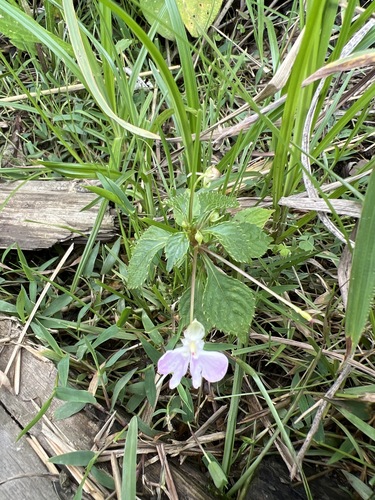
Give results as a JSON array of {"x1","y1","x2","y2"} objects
[
  {"x1": 62, "y1": 0, "x2": 159, "y2": 140},
  {"x1": 345, "y1": 168, "x2": 375, "y2": 350},
  {"x1": 122, "y1": 416, "x2": 138, "y2": 500}
]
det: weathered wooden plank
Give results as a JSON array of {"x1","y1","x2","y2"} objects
[
  {"x1": 0, "y1": 180, "x2": 115, "y2": 249},
  {"x1": 0, "y1": 405, "x2": 59, "y2": 499},
  {"x1": 0, "y1": 346, "x2": 101, "y2": 454},
  {"x1": 0, "y1": 316, "x2": 108, "y2": 499}
]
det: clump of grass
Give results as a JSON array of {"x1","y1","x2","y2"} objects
[{"x1": 1, "y1": 0, "x2": 375, "y2": 498}]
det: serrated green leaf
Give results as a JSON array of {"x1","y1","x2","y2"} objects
[
  {"x1": 197, "y1": 191, "x2": 238, "y2": 215},
  {"x1": 176, "y1": 0, "x2": 223, "y2": 37},
  {"x1": 165, "y1": 232, "x2": 190, "y2": 271},
  {"x1": 233, "y1": 207, "x2": 274, "y2": 228},
  {"x1": 205, "y1": 222, "x2": 271, "y2": 262},
  {"x1": 127, "y1": 226, "x2": 170, "y2": 288},
  {"x1": 203, "y1": 259, "x2": 255, "y2": 340},
  {"x1": 168, "y1": 190, "x2": 200, "y2": 226},
  {"x1": 49, "y1": 451, "x2": 96, "y2": 466}
]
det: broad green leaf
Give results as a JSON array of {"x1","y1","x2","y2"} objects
[
  {"x1": 137, "y1": 333, "x2": 161, "y2": 364},
  {"x1": 101, "y1": 238, "x2": 121, "y2": 275},
  {"x1": 122, "y1": 416, "x2": 138, "y2": 500},
  {"x1": 55, "y1": 387, "x2": 97, "y2": 404},
  {"x1": 127, "y1": 226, "x2": 170, "y2": 288},
  {"x1": 92, "y1": 325, "x2": 136, "y2": 349},
  {"x1": 168, "y1": 190, "x2": 200, "y2": 226},
  {"x1": 30, "y1": 322, "x2": 63, "y2": 356},
  {"x1": 96, "y1": 173, "x2": 135, "y2": 214},
  {"x1": 49, "y1": 451, "x2": 96, "y2": 466},
  {"x1": 176, "y1": 0, "x2": 223, "y2": 37},
  {"x1": 0, "y1": 300, "x2": 17, "y2": 314},
  {"x1": 327, "y1": 438, "x2": 355, "y2": 465},
  {"x1": 141, "y1": 310, "x2": 164, "y2": 345},
  {"x1": 42, "y1": 294, "x2": 73, "y2": 318},
  {"x1": 233, "y1": 207, "x2": 274, "y2": 228},
  {"x1": 140, "y1": 0, "x2": 223, "y2": 39},
  {"x1": 165, "y1": 232, "x2": 190, "y2": 271},
  {"x1": 203, "y1": 259, "x2": 255, "y2": 340},
  {"x1": 345, "y1": 167, "x2": 375, "y2": 350},
  {"x1": 0, "y1": 9, "x2": 38, "y2": 52},
  {"x1": 0, "y1": 2, "x2": 73, "y2": 56},
  {"x1": 140, "y1": 0, "x2": 175, "y2": 40},
  {"x1": 205, "y1": 222, "x2": 271, "y2": 262}
]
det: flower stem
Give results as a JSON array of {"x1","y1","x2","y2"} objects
[{"x1": 189, "y1": 246, "x2": 199, "y2": 324}]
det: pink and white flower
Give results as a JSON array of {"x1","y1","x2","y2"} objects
[{"x1": 157, "y1": 319, "x2": 228, "y2": 389}]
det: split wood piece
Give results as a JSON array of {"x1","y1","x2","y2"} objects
[
  {"x1": 0, "y1": 316, "x2": 106, "y2": 497},
  {"x1": 278, "y1": 197, "x2": 362, "y2": 218},
  {"x1": 0, "y1": 405, "x2": 59, "y2": 499},
  {"x1": 0, "y1": 180, "x2": 115, "y2": 250}
]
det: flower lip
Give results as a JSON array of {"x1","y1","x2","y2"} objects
[{"x1": 157, "y1": 319, "x2": 228, "y2": 389}]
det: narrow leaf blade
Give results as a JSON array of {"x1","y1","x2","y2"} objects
[
  {"x1": 346, "y1": 169, "x2": 375, "y2": 349},
  {"x1": 122, "y1": 416, "x2": 138, "y2": 500}
]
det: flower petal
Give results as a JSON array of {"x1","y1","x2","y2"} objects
[
  {"x1": 190, "y1": 351, "x2": 228, "y2": 388},
  {"x1": 157, "y1": 347, "x2": 190, "y2": 389}
]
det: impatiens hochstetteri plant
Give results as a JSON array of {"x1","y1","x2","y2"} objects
[{"x1": 127, "y1": 181, "x2": 276, "y2": 389}]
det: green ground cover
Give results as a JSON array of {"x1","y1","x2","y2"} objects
[{"x1": 0, "y1": 0, "x2": 375, "y2": 498}]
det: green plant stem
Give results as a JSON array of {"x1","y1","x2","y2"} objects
[{"x1": 189, "y1": 246, "x2": 199, "y2": 323}]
